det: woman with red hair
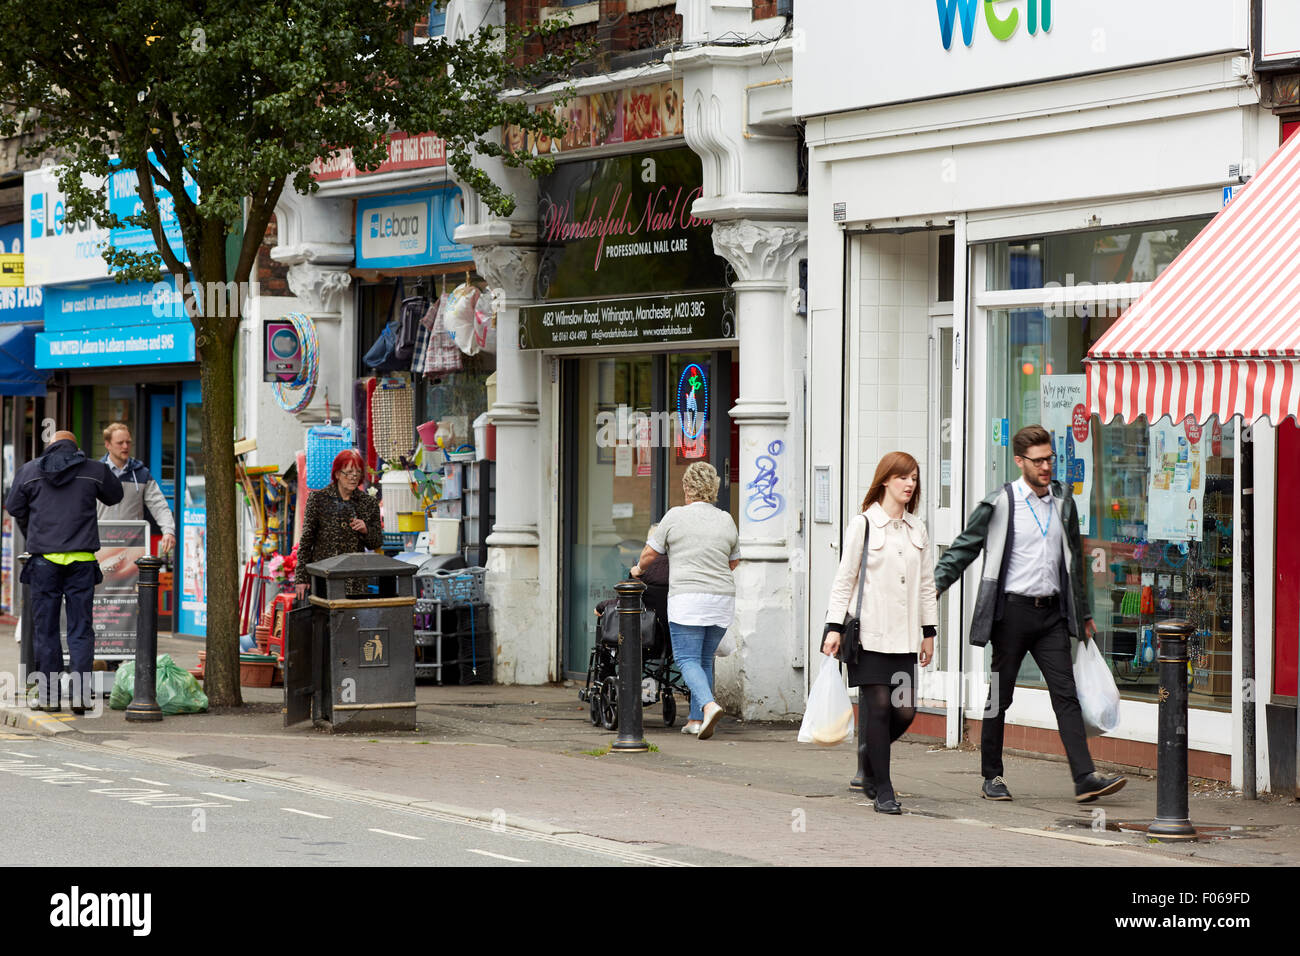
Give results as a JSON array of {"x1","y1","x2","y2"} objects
[
  {"x1": 820, "y1": 451, "x2": 938, "y2": 815},
  {"x1": 294, "y1": 449, "x2": 383, "y2": 598}
]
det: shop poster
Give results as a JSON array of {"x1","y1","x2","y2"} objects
[
  {"x1": 180, "y1": 508, "x2": 208, "y2": 635},
  {"x1": 93, "y1": 520, "x2": 148, "y2": 659},
  {"x1": 1147, "y1": 416, "x2": 1206, "y2": 542},
  {"x1": 1040, "y1": 375, "x2": 1093, "y2": 535}
]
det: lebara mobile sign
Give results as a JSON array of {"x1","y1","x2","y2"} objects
[
  {"x1": 354, "y1": 184, "x2": 472, "y2": 269},
  {"x1": 23, "y1": 160, "x2": 196, "y2": 286},
  {"x1": 793, "y1": 0, "x2": 1247, "y2": 116}
]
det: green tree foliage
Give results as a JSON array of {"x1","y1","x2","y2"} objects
[{"x1": 0, "y1": 0, "x2": 576, "y2": 705}]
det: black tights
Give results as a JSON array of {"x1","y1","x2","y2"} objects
[{"x1": 858, "y1": 683, "x2": 916, "y2": 801}]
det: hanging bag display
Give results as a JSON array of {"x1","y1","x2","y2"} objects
[
  {"x1": 424, "y1": 294, "x2": 463, "y2": 374},
  {"x1": 443, "y1": 281, "x2": 486, "y2": 356},
  {"x1": 394, "y1": 283, "x2": 429, "y2": 365},
  {"x1": 362, "y1": 280, "x2": 409, "y2": 372},
  {"x1": 410, "y1": 298, "x2": 436, "y2": 375}
]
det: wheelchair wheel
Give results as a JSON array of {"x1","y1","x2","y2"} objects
[
  {"x1": 660, "y1": 691, "x2": 681, "y2": 728},
  {"x1": 601, "y1": 681, "x2": 618, "y2": 731},
  {"x1": 589, "y1": 687, "x2": 603, "y2": 726}
]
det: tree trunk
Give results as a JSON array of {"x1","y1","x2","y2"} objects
[{"x1": 194, "y1": 247, "x2": 243, "y2": 707}]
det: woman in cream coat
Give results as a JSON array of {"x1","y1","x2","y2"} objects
[{"x1": 821, "y1": 451, "x2": 938, "y2": 814}]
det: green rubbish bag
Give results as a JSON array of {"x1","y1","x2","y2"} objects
[{"x1": 109, "y1": 654, "x2": 209, "y2": 714}]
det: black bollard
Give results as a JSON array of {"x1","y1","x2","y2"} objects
[
  {"x1": 126, "y1": 556, "x2": 165, "y2": 723},
  {"x1": 1148, "y1": 619, "x2": 1197, "y2": 841},
  {"x1": 610, "y1": 580, "x2": 648, "y2": 753},
  {"x1": 17, "y1": 553, "x2": 35, "y2": 699}
]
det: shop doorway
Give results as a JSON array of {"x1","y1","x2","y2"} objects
[{"x1": 560, "y1": 349, "x2": 738, "y2": 677}]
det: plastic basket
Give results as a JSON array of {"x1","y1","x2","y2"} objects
[
  {"x1": 419, "y1": 567, "x2": 486, "y2": 605},
  {"x1": 305, "y1": 425, "x2": 353, "y2": 490}
]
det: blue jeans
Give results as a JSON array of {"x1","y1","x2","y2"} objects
[{"x1": 669, "y1": 622, "x2": 727, "y2": 721}]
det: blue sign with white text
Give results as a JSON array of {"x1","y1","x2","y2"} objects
[
  {"x1": 36, "y1": 278, "x2": 195, "y2": 367},
  {"x1": 354, "y1": 185, "x2": 472, "y2": 269},
  {"x1": 0, "y1": 223, "x2": 42, "y2": 323}
]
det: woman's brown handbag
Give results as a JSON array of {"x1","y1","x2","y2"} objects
[{"x1": 835, "y1": 517, "x2": 870, "y2": 668}]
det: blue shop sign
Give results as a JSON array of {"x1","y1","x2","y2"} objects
[
  {"x1": 36, "y1": 279, "x2": 195, "y2": 367},
  {"x1": 0, "y1": 223, "x2": 43, "y2": 323},
  {"x1": 355, "y1": 184, "x2": 472, "y2": 269}
]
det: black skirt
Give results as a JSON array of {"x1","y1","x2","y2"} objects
[{"x1": 847, "y1": 650, "x2": 917, "y2": 689}]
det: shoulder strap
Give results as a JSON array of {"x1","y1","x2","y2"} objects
[{"x1": 853, "y1": 514, "x2": 870, "y2": 618}]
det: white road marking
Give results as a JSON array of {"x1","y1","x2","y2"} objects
[
  {"x1": 4, "y1": 750, "x2": 37, "y2": 757},
  {"x1": 131, "y1": 777, "x2": 170, "y2": 787},
  {"x1": 64, "y1": 763, "x2": 107, "y2": 772},
  {"x1": 1002, "y1": 826, "x2": 1126, "y2": 847},
  {"x1": 282, "y1": 808, "x2": 331, "y2": 819},
  {"x1": 369, "y1": 828, "x2": 423, "y2": 841},
  {"x1": 466, "y1": 849, "x2": 529, "y2": 863},
  {"x1": 201, "y1": 792, "x2": 249, "y2": 802}
]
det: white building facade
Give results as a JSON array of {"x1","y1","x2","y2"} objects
[{"x1": 798, "y1": 0, "x2": 1300, "y2": 790}]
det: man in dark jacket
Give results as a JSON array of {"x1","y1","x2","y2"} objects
[
  {"x1": 935, "y1": 424, "x2": 1125, "y2": 805},
  {"x1": 5, "y1": 431, "x2": 123, "y2": 712}
]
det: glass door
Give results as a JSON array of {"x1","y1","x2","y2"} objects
[
  {"x1": 177, "y1": 381, "x2": 207, "y2": 637},
  {"x1": 564, "y1": 355, "x2": 657, "y2": 675},
  {"x1": 562, "y1": 350, "x2": 737, "y2": 676}
]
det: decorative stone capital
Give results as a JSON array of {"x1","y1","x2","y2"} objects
[
  {"x1": 711, "y1": 220, "x2": 805, "y2": 283},
  {"x1": 286, "y1": 263, "x2": 353, "y2": 314},
  {"x1": 472, "y1": 244, "x2": 540, "y2": 304}
]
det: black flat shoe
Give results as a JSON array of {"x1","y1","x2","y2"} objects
[
  {"x1": 872, "y1": 795, "x2": 902, "y2": 815},
  {"x1": 849, "y1": 775, "x2": 878, "y2": 800}
]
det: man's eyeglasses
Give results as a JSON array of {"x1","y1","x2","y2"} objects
[{"x1": 1018, "y1": 454, "x2": 1057, "y2": 468}]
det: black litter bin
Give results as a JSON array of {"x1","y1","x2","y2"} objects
[{"x1": 285, "y1": 552, "x2": 418, "y2": 733}]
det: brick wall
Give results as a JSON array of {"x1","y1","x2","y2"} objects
[
  {"x1": 754, "y1": 0, "x2": 778, "y2": 19},
  {"x1": 506, "y1": 0, "x2": 681, "y2": 67}
]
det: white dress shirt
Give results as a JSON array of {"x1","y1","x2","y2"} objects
[{"x1": 1003, "y1": 476, "x2": 1063, "y2": 598}]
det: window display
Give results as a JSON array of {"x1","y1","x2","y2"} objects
[{"x1": 981, "y1": 217, "x2": 1232, "y2": 711}]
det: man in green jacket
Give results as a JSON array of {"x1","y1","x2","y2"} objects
[{"x1": 935, "y1": 424, "x2": 1125, "y2": 804}]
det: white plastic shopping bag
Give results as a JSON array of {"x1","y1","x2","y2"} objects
[
  {"x1": 1074, "y1": 638, "x2": 1121, "y2": 736},
  {"x1": 797, "y1": 654, "x2": 855, "y2": 746}
]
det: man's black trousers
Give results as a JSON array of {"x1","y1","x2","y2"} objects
[
  {"x1": 24, "y1": 556, "x2": 99, "y2": 707},
  {"x1": 982, "y1": 599, "x2": 1096, "y2": 782}
]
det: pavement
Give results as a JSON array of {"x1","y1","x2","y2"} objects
[{"x1": 2, "y1": 624, "x2": 1298, "y2": 867}]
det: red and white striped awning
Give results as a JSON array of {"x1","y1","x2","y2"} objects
[{"x1": 1087, "y1": 128, "x2": 1300, "y2": 426}]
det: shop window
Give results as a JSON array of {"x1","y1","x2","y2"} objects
[
  {"x1": 985, "y1": 218, "x2": 1211, "y2": 291},
  {"x1": 981, "y1": 216, "x2": 1233, "y2": 712},
  {"x1": 356, "y1": 278, "x2": 496, "y2": 468},
  {"x1": 936, "y1": 233, "x2": 955, "y2": 303},
  {"x1": 92, "y1": 385, "x2": 137, "y2": 449}
]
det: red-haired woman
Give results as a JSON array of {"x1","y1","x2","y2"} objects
[
  {"x1": 294, "y1": 449, "x2": 384, "y2": 599},
  {"x1": 820, "y1": 451, "x2": 938, "y2": 814}
]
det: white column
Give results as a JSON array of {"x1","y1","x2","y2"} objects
[
  {"x1": 466, "y1": 242, "x2": 550, "y2": 684},
  {"x1": 712, "y1": 218, "x2": 807, "y2": 720}
]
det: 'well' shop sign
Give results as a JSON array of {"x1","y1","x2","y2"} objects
[{"x1": 536, "y1": 147, "x2": 731, "y2": 301}]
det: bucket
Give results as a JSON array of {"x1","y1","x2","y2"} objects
[
  {"x1": 426, "y1": 518, "x2": 461, "y2": 555},
  {"x1": 473, "y1": 413, "x2": 496, "y2": 461},
  {"x1": 417, "y1": 420, "x2": 439, "y2": 456},
  {"x1": 398, "y1": 511, "x2": 427, "y2": 532}
]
